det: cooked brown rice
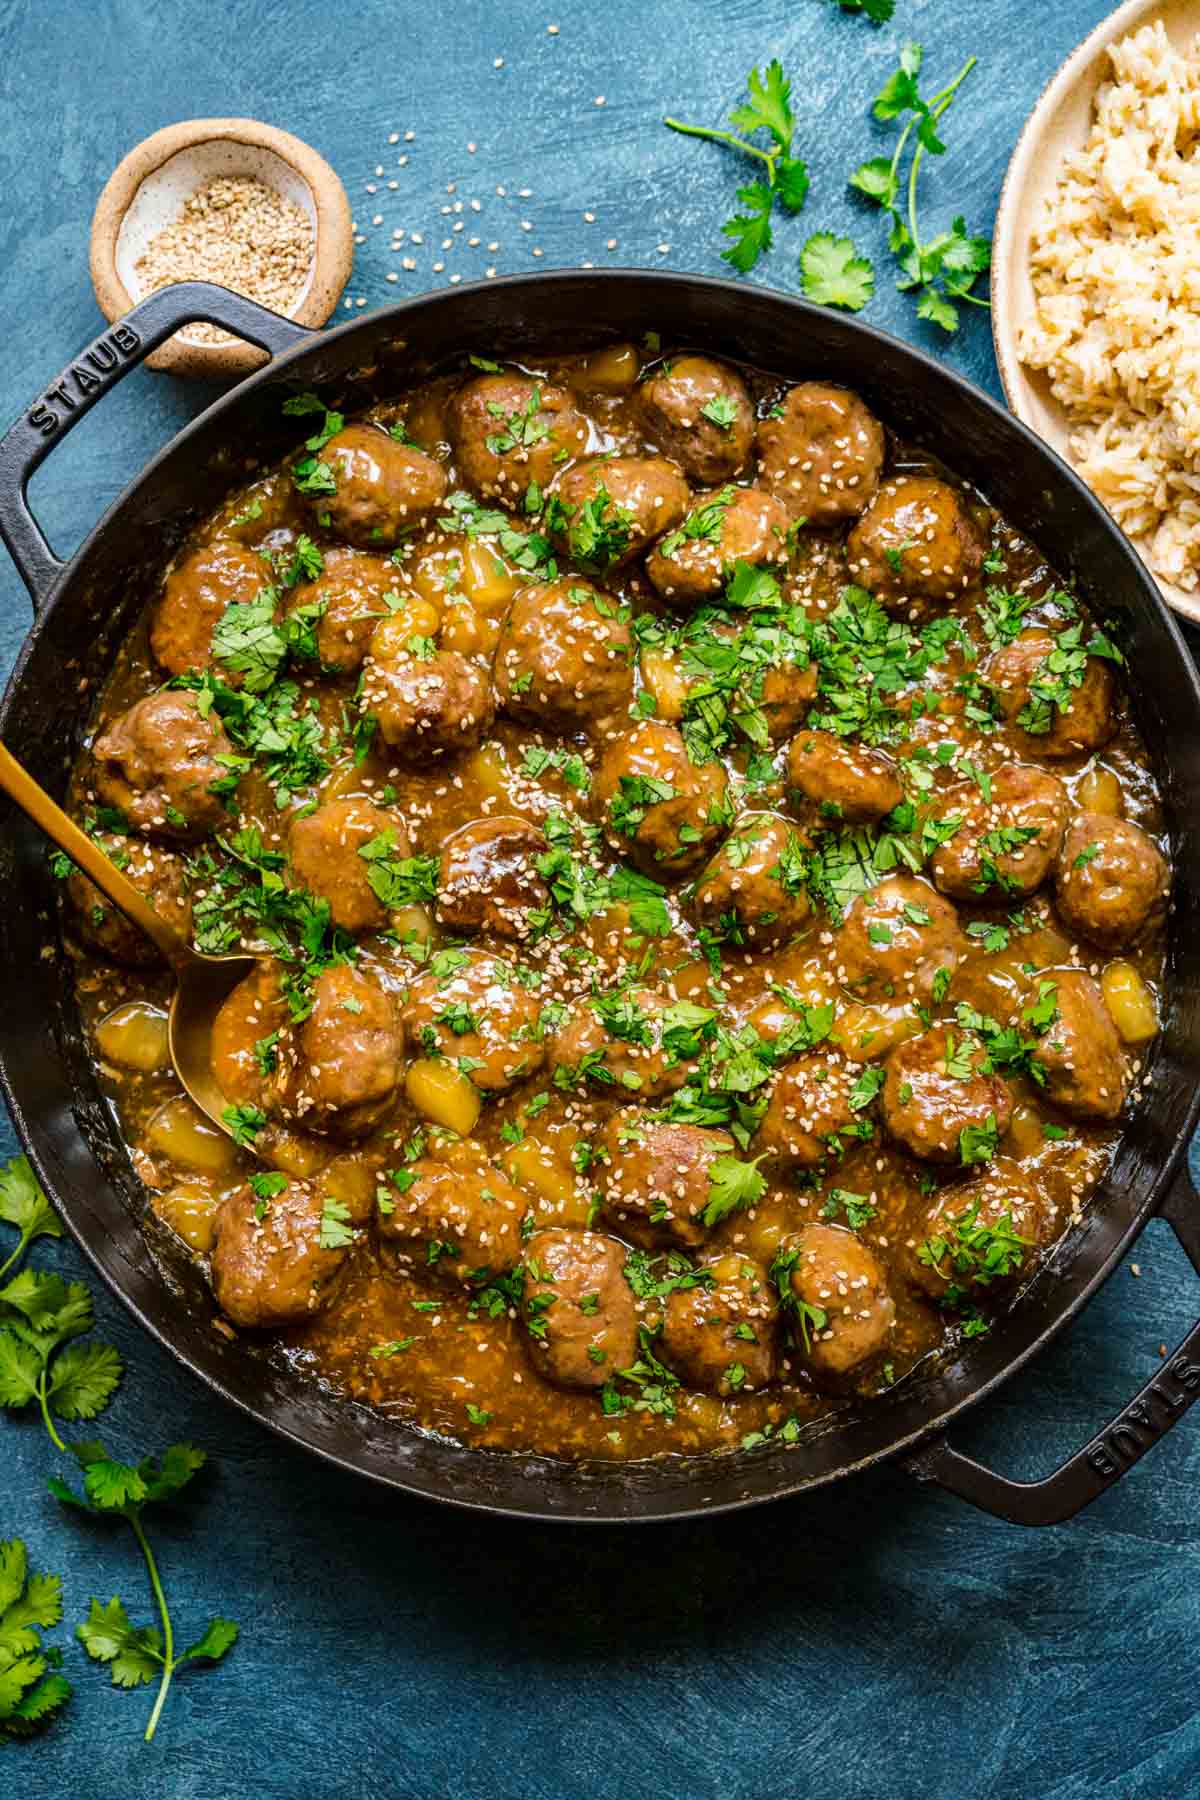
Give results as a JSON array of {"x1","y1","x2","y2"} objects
[{"x1": 1019, "y1": 21, "x2": 1200, "y2": 593}]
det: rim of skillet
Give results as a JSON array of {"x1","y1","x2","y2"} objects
[{"x1": 2, "y1": 266, "x2": 1198, "y2": 1523}]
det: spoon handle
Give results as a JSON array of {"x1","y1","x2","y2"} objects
[{"x1": 0, "y1": 741, "x2": 192, "y2": 967}]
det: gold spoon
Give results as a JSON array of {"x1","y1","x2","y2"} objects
[{"x1": 0, "y1": 742, "x2": 255, "y2": 1140}]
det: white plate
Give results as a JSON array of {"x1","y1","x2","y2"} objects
[{"x1": 992, "y1": 0, "x2": 1200, "y2": 623}]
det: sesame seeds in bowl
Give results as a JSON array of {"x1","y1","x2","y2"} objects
[{"x1": 90, "y1": 117, "x2": 353, "y2": 380}]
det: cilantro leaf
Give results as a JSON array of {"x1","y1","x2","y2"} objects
[
  {"x1": 179, "y1": 1617, "x2": 240, "y2": 1665},
  {"x1": 800, "y1": 233, "x2": 875, "y2": 311},
  {"x1": 722, "y1": 181, "x2": 775, "y2": 273},
  {"x1": 46, "y1": 1340, "x2": 124, "y2": 1421},
  {"x1": 729, "y1": 59, "x2": 794, "y2": 150},
  {"x1": 701, "y1": 1154, "x2": 767, "y2": 1227},
  {"x1": 0, "y1": 1540, "x2": 72, "y2": 1741}
]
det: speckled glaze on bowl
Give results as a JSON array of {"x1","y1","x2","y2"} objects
[
  {"x1": 992, "y1": 0, "x2": 1200, "y2": 622},
  {"x1": 89, "y1": 117, "x2": 353, "y2": 380}
]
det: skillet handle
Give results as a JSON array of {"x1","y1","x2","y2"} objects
[
  {"x1": 904, "y1": 1159, "x2": 1200, "y2": 1525},
  {"x1": 0, "y1": 281, "x2": 313, "y2": 607}
]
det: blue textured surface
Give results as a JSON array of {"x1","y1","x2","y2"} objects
[{"x1": 2, "y1": 2, "x2": 1199, "y2": 1795}]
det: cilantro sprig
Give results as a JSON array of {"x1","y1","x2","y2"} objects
[
  {"x1": 665, "y1": 60, "x2": 810, "y2": 273},
  {"x1": 0, "y1": 1538, "x2": 72, "y2": 1740},
  {"x1": 59, "y1": 1443, "x2": 238, "y2": 1742},
  {"x1": 0, "y1": 1154, "x2": 238, "y2": 1744},
  {"x1": 850, "y1": 41, "x2": 991, "y2": 332}
]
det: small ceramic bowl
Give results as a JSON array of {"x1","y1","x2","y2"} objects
[
  {"x1": 90, "y1": 117, "x2": 353, "y2": 380},
  {"x1": 992, "y1": 0, "x2": 1200, "y2": 621}
]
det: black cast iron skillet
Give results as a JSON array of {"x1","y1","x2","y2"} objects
[{"x1": 0, "y1": 274, "x2": 1198, "y2": 1526}]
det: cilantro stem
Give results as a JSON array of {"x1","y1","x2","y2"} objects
[
  {"x1": 0, "y1": 1227, "x2": 30, "y2": 1281},
  {"x1": 128, "y1": 1511, "x2": 174, "y2": 1744},
  {"x1": 663, "y1": 117, "x2": 778, "y2": 183},
  {"x1": 36, "y1": 1367, "x2": 66, "y2": 1453},
  {"x1": 906, "y1": 57, "x2": 976, "y2": 261}
]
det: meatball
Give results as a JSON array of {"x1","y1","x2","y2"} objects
[
  {"x1": 1035, "y1": 968, "x2": 1128, "y2": 1120},
  {"x1": 449, "y1": 374, "x2": 589, "y2": 502},
  {"x1": 210, "y1": 1175, "x2": 360, "y2": 1329},
  {"x1": 777, "y1": 1223, "x2": 895, "y2": 1380},
  {"x1": 984, "y1": 627, "x2": 1116, "y2": 758},
  {"x1": 554, "y1": 455, "x2": 690, "y2": 571},
  {"x1": 847, "y1": 476, "x2": 984, "y2": 607},
  {"x1": 928, "y1": 764, "x2": 1068, "y2": 900},
  {"x1": 1054, "y1": 813, "x2": 1169, "y2": 950},
  {"x1": 288, "y1": 797, "x2": 410, "y2": 934},
  {"x1": 907, "y1": 1157, "x2": 1058, "y2": 1303},
  {"x1": 787, "y1": 730, "x2": 903, "y2": 824},
  {"x1": 400, "y1": 947, "x2": 544, "y2": 1091},
  {"x1": 690, "y1": 811, "x2": 810, "y2": 948},
  {"x1": 361, "y1": 641, "x2": 494, "y2": 758},
  {"x1": 314, "y1": 424, "x2": 447, "y2": 548},
  {"x1": 660, "y1": 1251, "x2": 778, "y2": 1395},
  {"x1": 595, "y1": 1114, "x2": 733, "y2": 1248},
  {"x1": 636, "y1": 355, "x2": 754, "y2": 484},
  {"x1": 756, "y1": 382, "x2": 886, "y2": 525},
  {"x1": 91, "y1": 690, "x2": 234, "y2": 841},
  {"x1": 593, "y1": 721, "x2": 729, "y2": 876},
  {"x1": 211, "y1": 960, "x2": 292, "y2": 1108},
  {"x1": 881, "y1": 1027, "x2": 1014, "y2": 1164},
  {"x1": 150, "y1": 540, "x2": 268, "y2": 678},
  {"x1": 757, "y1": 1050, "x2": 871, "y2": 1169},
  {"x1": 838, "y1": 876, "x2": 962, "y2": 1004},
  {"x1": 753, "y1": 661, "x2": 818, "y2": 742},
  {"x1": 289, "y1": 545, "x2": 399, "y2": 672},
  {"x1": 267, "y1": 961, "x2": 403, "y2": 1138},
  {"x1": 436, "y1": 816, "x2": 550, "y2": 940},
  {"x1": 65, "y1": 835, "x2": 191, "y2": 968},
  {"x1": 494, "y1": 580, "x2": 634, "y2": 733},
  {"x1": 550, "y1": 987, "x2": 700, "y2": 1100},
  {"x1": 645, "y1": 485, "x2": 791, "y2": 606},
  {"x1": 521, "y1": 1227, "x2": 638, "y2": 1390},
  {"x1": 377, "y1": 1159, "x2": 526, "y2": 1284}
]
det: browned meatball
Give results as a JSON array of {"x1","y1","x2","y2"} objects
[
  {"x1": 838, "y1": 876, "x2": 962, "y2": 1004},
  {"x1": 754, "y1": 661, "x2": 818, "y2": 742},
  {"x1": 314, "y1": 424, "x2": 447, "y2": 548},
  {"x1": 554, "y1": 455, "x2": 690, "y2": 571},
  {"x1": 847, "y1": 476, "x2": 984, "y2": 607},
  {"x1": 757, "y1": 1050, "x2": 871, "y2": 1168},
  {"x1": 636, "y1": 355, "x2": 754, "y2": 484},
  {"x1": 267, "y1": 961, "x2": 403, "y2": 1138},
  {"x1": 776, "y1": 1223, "x2": 895, "y2": 1381},
  {"x1": 595, "y1": 1113, "x2": 734, "y2": 1248},
  {"x1": 150, "y1": 541, "x2": 268, "y2": 678},
  {"x1": 289, "y1": 544, "x2": 399, "y2": 672},
  {"x1": 1035, "y1": 968, "x2": 1128, "y2": 1120},
  {"x1": 436, "y1": 816, "x2": 550, "y2": 940},
  {"x1": 65, "y1": 835, "x2": 192, "y2": 968},
  {"x1": 400, "y1": 947, "x2": 544, "y2": 1091},
  {"x1": 645, "y1": 485, "x2": 791, "y2": 605},
  {"x1": 449, "y1": 374, "x2": 589, "y2": 502},
  {"x1": 377, "y1": 1159, "x2": 526, "y2": 1284},
  {"x1": 521, "y1": 1227, "x2": 638, "y2": 1390},
  {"x1": 361, "y1": 640, "x2": 494, "y2": 758},
  {"x1": 757, "y1": 382, "x2": 886, "y2": 525},
  {"x1": 593, "y1": 721, "x2": 729, "y2": 877},
  {"x1": 92, "y1": 690, "x2": 234, "y2": 841},
  {"x1": 660, "y1": 1251, "x2": 778, "y2": 1395},
  {"x1": 787, "y1": 730, "x2": 903, "y2": 824},
  {"x1": 210, "y1": 1175, "x2": 360, "y2": 1328},
  {"x1": 288, "y1": 797, "x2": 410, "y2": 934},
  {"x1": 211, "y1": 960, "x2": 292, "y2": 1108},
  {"x1": 690, "y1": 811, "x2": 810, "y2": 948},
  {"x1": 882, "y1": 1027, "x2": 1014, "y2": 1164},
  {"x1": 494, "y1": 580, "x2": 634, "y2": 732},
  {"x1": 906, "y1": 1157, "x2": 1058, "y2": 1302},
  {"x1": 1054, "y1": 813, "x2": 1169, "y2": 950},
  {"x1": 550, "y1": 986, "x2": 701, "y2": 1100},
  {"x1": 984, "y1": 628, "x2": 1116, "y2": 758},
  {"x1": 928, "y1": 764, "x2": 1068, "y2": 900}
]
